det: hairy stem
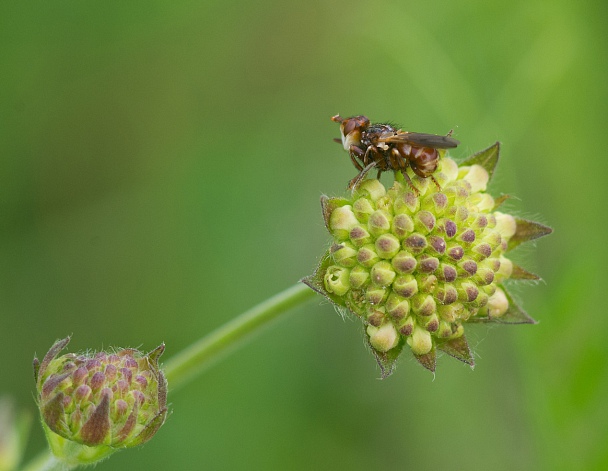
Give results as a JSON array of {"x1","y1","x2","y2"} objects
[
  {"x1": 22, "y1": 282, "x2": 315, "y2": 471},
  {"x1": 164, "y1": 282, "x2": 314, "y2": 391}
]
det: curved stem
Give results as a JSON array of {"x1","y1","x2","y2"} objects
[
  {"x1": 21, "y1": 283, "x2": 316, "y2": 471},
  {"x1": 164, "y1": 282, "x2": 315, "y2": 391}
]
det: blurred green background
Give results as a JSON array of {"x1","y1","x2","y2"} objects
[{"x1": 1, "y1": 0, "x2": 607, "y2": 470}]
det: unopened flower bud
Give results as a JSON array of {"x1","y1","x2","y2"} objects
[
  {"x1": 349, "y1": 225, "x2": 372, "y2": 247},
  {"x1": 484, "y1": 288, "x2": 509, "y2": 318},
  {"x1": 392, "y1": 213, "x2": 415, "y2": 239},
  {"x1": 412, "y1": 294, "x2": 437, "y2": 317},
  {"x1": 385, "y1": 294, "x2": 410, "y2": 320},
  {"x1": 367, "y1": 323, "x2": 399, "y2": 352},
  {"x1": 391, "y1": 251, "x2": 417, "y2": 274},
  {"x1": 354, "y1": 245, "x2": 378, "y2": 269},
  {"x1": 352, "y1": 198, "x2": 375, "y2": 223},
  {"x1": 33, "y1": 337, "x2": 167, "y2": 466},
  {"x1": 459, "y1": 164, "x2": 489, "y2": 192},
  {"x1": 370, "y1": 261, "x2": 396, "y2": 287},
  {"x1": 494, "y1": 212, "x2": 517, "y2": 239},
  {"x1": 331, "y1": 243, "x2": 357, "y2": 267},
  {"x1": 368, "y1": 210, "x2": 392, "y2": 237},
  {"x1": 375, "y1": 233, "x2": 400, "y2": 259},
  {"x1": 407, "y1": 325, "x2": 433, "y2": 355},
  {"x1": 329, "y1": 205, "x2": 359, "y2": 240},
  {"x1": 349, "y1": 265, "x2": 370, "y2": 289},
  {"x1": 355, "y1": 178, "x2": 386, "y2": 201},
  {"x1": 393, "y1": 274, "x2": 418, "y2": 298}
]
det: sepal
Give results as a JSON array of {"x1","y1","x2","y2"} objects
[{"x1": 459, "y1": 142, "x2": 500, "y2": 182}]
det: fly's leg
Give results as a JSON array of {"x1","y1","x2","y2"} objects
[
  {"x1": 347, "y1": 161, "x2": 377, "y2": 190},
  {"x1": 400, "y1": 169, "x2": 419, "y2": 196},
  {"x1": 348, "y1": 145, "x2": 365, "y2": 171},
  {"x1": 430, "y1": 175, "x2": 441, "y2": 191}
]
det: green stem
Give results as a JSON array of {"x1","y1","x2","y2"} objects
[
  {"x1": 21, "y1": 282, "x2": 315, "y2": 471},
  {"x1": 164, "y1": 282, "x2": 315, "y2": 391},
  {"x1": 20, "y1": 453, "x2": 71, "y2": 471}
]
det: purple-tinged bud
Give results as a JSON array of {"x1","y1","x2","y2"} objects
[
  {"x1": 366, "y1": 287, "x2": 388, "y2": 305},
  {"x1": 473, "y1": 267, "x2": 495, "y2": 286},
  {"x1": 469, "y1": 212, "x2": 488, "y2": 230},
  {"x1": 392, "y1": 213, "x2": 415, "y2": 239},
  {"x1": 458, "y1": 229, "x2": 476, "y2": 244},
  {"x1": 471, "y1": 242, "x2": 492, "y2": 261},
  {"x1": 437, "y1": 263, "x2": 457, "y2": 283},
  {"x1": 349, "y1": 265, "x2": 370, "y2": 289},
  {"x1": 398, "y1": 316, "x2": 415, "y2": 336},
  {"x1": 435, "y1": 284, "x2": 458, "y2": 305},
  {"x1": 418, "y1": 274, "x2": 438, "y2": 294},
  {"x1": 422, "y1": 313, "x2": 440, "y2": 333},
  {"x1": 393, "y1": 274, "x2": 418, "y2": 298},
  {"x1": 391, "y1": 251, "x2": 417, "y2": 274},
  {"x1": 352, "y1": 198, "x2": 375, "y2": 223},
  {"x1": 367, "y1": 309, "x2": 385, "y2": 327},
  {"x1": 448, "y1": 205, "x2": 469, "y2": 222},
  {"x1": 393, "y1": 190, "x2": 420, "y2": 214},
  {"x1": 471, "y1": 291, "x2": 489, "y2": 308},
  {"x1": 368, "y1": 210, "x2": 392, "y2": 237},
  {"x1": 375, "y1": 234, "x2": 400, "y2": 259},
  {"x1": 414, "y1": 211, "x2": 436, "y2": 234},
  {"x1": 422, "y1": 192, "x2": 448, "y2": 215},
  {"x1": 33, "y1": 337, "x2": 168, "y2": 466},
  {"x1": 427, "y1": 235, "x2": 446, "y2": 256},
  {"x1": 457, "y1": 259, "x2": 478, "y2": 277},
  {"x1": 331, "y1": 243, "x2": 358, "y2": 267},
  {"x1": 404, "y1": 233, "x2": 428, "y2": 254},
  {"x1": 370, "y1": 261, "x2": 396, "y2": 287},
  {"x1": 357, "y1": 245, "x2": 380, "y2": 268},
  {"x1": 446, "y1": 243, "x2": 464, "y2": 261},
  {"x1": 418, "y1": 254, "x2": 439, "y2": 274},
  {"x1": 412, "y1": 294, "x2": 437, "y2": 317},
  {"x1": 441, "y1": 218, "x2": 458, "y2": 239},
  {"x1": 349, "y1": 225, "x2": 372, "y2": 247},
  {"x1": 457, "y1": 282, "x2": 479, "y2": 303},
  {"x1": 385, "y1": 294, "x2": 410, "y2": 320}
]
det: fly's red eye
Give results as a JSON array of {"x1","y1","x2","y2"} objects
[{"x1": 342, "y1": 119, "x2": 358, "y2": 135}]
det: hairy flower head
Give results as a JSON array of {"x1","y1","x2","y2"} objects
[
  {"x1": 33, "y1": 337, "x2": 168, "y2": 466},
  {"x1": 304, "y1": 143, "x2": 552, "y2": 376}
]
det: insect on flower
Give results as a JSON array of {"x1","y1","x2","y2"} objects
[{"x1": 331, "y1": 114, "x2": 460, "y2": 192}]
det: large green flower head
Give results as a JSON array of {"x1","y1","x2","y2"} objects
[
  {"x1": 33, "y1": 337, "x2": 168, "y2": 466},
  {"x1": 304, "y1": 143, "x2": 551, "y2": 376}
]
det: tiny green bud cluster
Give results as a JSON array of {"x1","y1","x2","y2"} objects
[
  {"x1": 33, "y1": 337, "x2": 167, "y2": 465},
  {"x1": 304, "y1": 144, "x2": 551, "y2": 374},
  {"x1": 322, "y1": 158, "x2": 512, "y2": 356}
]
